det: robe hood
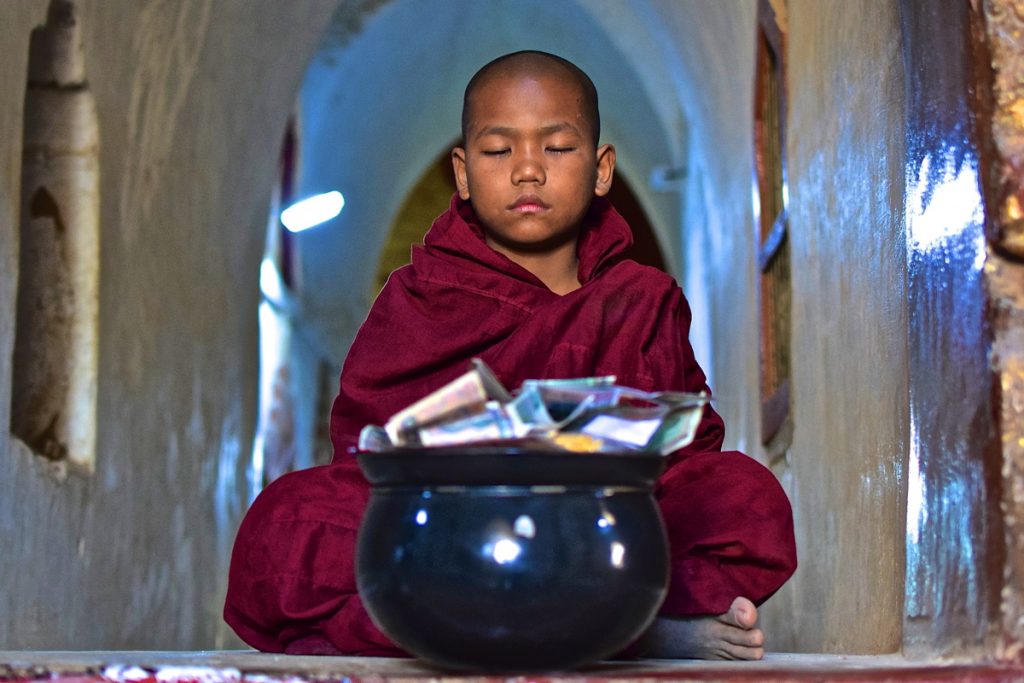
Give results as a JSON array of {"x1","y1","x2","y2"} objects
[{"x1": 413, "y1": 193, "x2": 634, "y2": 295}]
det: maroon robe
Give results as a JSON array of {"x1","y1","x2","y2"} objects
[{"x1": 224, "y1": 195, "x2": 797, "y2": 656}]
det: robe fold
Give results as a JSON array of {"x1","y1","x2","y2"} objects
[{"x1": 224, "y1": 195, "x2": 797, "y2": 656}]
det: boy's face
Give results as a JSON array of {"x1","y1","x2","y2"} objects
[{"x1": 452, "y1": 72, "x2": 615, "y2": 255}]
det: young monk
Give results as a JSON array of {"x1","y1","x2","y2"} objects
[{"x1": 225, "y1": 50, "x2": 797, "y2": 661}]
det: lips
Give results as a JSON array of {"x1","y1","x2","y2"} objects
[{"x1": 509, "y1": 195, "x2": 550, "y2": 213}]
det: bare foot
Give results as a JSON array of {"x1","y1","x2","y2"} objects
[{"x1": 639, "y1": 596, "x2": 765, "y2": 660}]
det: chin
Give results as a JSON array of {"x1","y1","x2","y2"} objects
[{"x1": 497, "y1": 235, "x2": 577, "y2": 254}]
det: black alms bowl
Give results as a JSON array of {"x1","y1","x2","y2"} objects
[{"x1": 355, "y1": 446, "x2": 669, "y2": 672}]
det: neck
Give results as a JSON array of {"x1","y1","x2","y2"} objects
[{"x1": 486, "y1": 237, "x2": 581, "y2": 295}]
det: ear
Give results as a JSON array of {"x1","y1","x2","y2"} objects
[
  {"x1": 594, "y1": 143, "x2": 616, "y2": 197},
  {"x1": 451, "y1": 147, "x2": 471, "y2": 200}
]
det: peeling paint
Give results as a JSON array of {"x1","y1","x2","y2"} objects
[
  {"x1": 984, "y1": 0, "x2": 1024, "y2": 258},
  {"x1": 973, "y1": 0, "x2": 1024, "y2": 662},
  {"x1": 12, "y1": 0, "x2": 100, "y2": 473}
]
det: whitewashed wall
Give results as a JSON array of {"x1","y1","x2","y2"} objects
[{"x1": 0, "y1": 0, "x2": 338, "y2": 648}]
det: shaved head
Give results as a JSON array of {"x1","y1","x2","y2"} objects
[{"x1": 461, "y1": 51, "x2": 600, "y2": 147}]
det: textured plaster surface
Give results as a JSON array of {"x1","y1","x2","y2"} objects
[
  {"x1": 0, "y1": 0, "x2": 338, "y2": 649},
  {"x1": 987, "y1": 255, "x2": 1024, "y2": 660},
  {"x1": 636, "y1": 0, "x2": 761, "y2": 444},
  {"x1": 984, "y1": 0, "x2": 1024, "y2": 257},
  {"x1": 13, "y1": 0, "x2": 101, "y2": 468},
  {"x1": 983, "y1": 0, "x2": 1024, "y2": 658}
]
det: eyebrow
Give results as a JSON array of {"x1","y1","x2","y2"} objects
[{"x1": 474, "y1": 122, "x2": 583, "y2": 140}]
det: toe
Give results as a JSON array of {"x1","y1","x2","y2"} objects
[
  {"x1": 718, "y1": 596, "x2": 759, "y2": 630},
  {"x1": 725, "y1": 643, "x2": 765, "y2": 661},
  {"x1": 723, "y1": 625, "x2": 764, "y2": 648}
]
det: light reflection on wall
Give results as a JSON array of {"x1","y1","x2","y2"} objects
[
  {"x1": 253, "y1": 258, "x2": 290, "y2": 499},
  {"x1": 906, "y1": 421, "x2": 924, "y2": 547},
  {"x1": 906, "y1": 153, "x2": 986, "y2": 269},
  {"x1": 903, "y1": 145, "x2": 988, "y2": 622},
  {"x1": 251, "y1": 300, "x2": 280, "y2": 499}
]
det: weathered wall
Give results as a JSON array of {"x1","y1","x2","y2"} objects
[
  {"x1": 639, "y1": 0, "x2": 761, "y2": 422},
  {"x1": 677, "y1": 1, "x2": 908, "y2": 653},
  {"x1": 0, "y1": 0, "x2": 337, "y2": 648},
  {"x1": 898, "y1": 0, "x2": 1004, "y2": 658},
  {"x1": 980, "y1": 0, "x2": 1024, "y2": 660},
  {"x1": 780, "y1": 0, "x2": 909, "y2": 653}
]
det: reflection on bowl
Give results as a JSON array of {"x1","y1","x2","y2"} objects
[{"x1": 356, "y1": 447, "x2": 669, "y2": 672}]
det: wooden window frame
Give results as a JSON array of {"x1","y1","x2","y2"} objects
[{"x1": 754, "y1": 0, "x2": 792, "y2": 444}]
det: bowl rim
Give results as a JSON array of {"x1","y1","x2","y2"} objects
[{"x1": 356, "y1": 445, "x2": 666, "y2": 487}]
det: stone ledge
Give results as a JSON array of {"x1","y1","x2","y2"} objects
[{"x1": 0, "y1": 651, "x2": 1021, "y2": 682}]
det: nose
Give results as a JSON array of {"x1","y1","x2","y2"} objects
[{"x1": 511, "y1": 146, "x2": 545, "y2": 185}]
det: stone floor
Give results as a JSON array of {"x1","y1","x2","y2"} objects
[{"x1": 1, "y1": 650, "x2": 1023, "y2": 683}]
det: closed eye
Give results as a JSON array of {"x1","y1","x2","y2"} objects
[
  {"x1": 482, "y1": 149, "x2": 510, "y2": 157},
  {"x1": 547, "y1": 147, "x2": 576, "y2": 154}
]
